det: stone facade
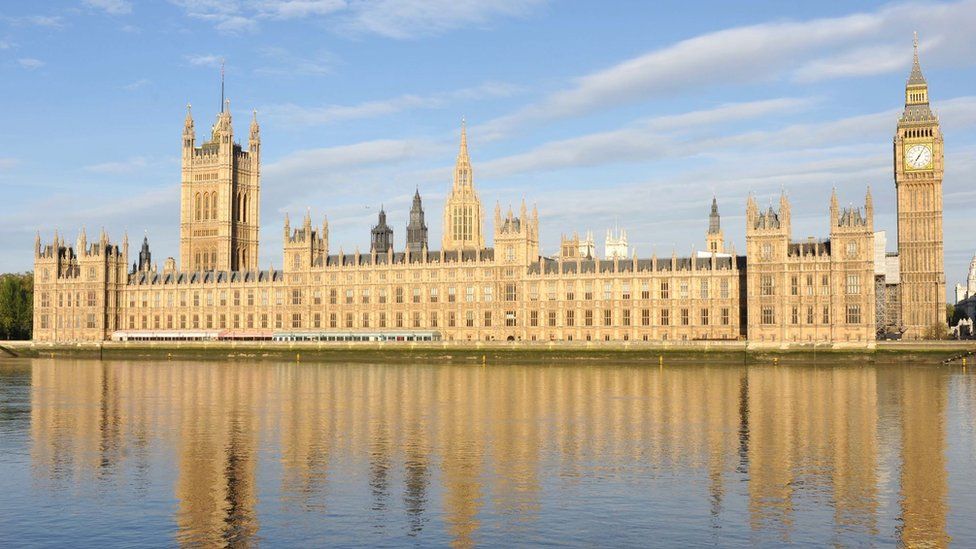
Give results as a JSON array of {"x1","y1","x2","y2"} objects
[
  {"x1": 744, "y1": 190, "x2": 876, "y2": 345},
  {"x1": 31, "y1": 38, "x2": 946, "y2": 345}
]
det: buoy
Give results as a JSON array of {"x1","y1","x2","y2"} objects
[
  {"x1": 482, "y1": 355, "x2": 486, "y2": 365},
  {"x1": 296, "y1": 353, "x2": 300, "y2": 362},
  {"x1": 659, "y1": 355, "x2": 663, "y2": 366}
]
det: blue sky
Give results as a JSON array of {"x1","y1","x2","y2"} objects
[{"x1": 2, "y1": 0, "x2": 976, "y2": 292}]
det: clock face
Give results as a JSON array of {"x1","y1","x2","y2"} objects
[{"x1": 905, "y1": 144, "x2": 933, "y2": 169}]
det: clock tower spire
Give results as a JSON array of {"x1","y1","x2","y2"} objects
[{"x1": 894, "y1": 31, "x2": 945, "y2": 339}]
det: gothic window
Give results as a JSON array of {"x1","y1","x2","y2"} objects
[
  {"x1": 762, "y1": 243, "x2": 772, "y2": 260},
  {"x1": 846, "y1": 274, "x2": 860, "y2": 295},
  {"x1": 846, "y1": 304, "x2": 861, "y2": 324},
  {"x1": 210, "y1": 250, "x2": 217, "y2": 269},
  {"x1": 195, "y1": 193, "x2": 201, "y2": 220},
  {"x1": 761, "y1": 307, "x2": 775, "y2": 325},
  {"x1": 203, "y1": 193, "x2": 210, "y2": 220},
  {"x1": 210, "y1": 192, "x2": 218, "y2": 220},
  {"x1": 760, "y1": 275, "x2": 774, "y2": 296}
]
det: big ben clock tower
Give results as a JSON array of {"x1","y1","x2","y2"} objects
[{"x1": 895, "y1": 32, "x2": 946, "y2": 339}]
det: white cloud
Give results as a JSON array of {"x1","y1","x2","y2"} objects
[
  {"x1": 0, "y1": 40, "x2": 12, "y2": 50},
  {"x1": 83, "y1": 0, "x2": 133, "y2": 15},
  {"x1": 123, "y1": 78, "x2": 150, "y2": 91},
  {"x1": 185, "y1": 53, "x2": 223, "y2": 67},
  {"x1": 257, "y1": 0, "x2": 346, "y2": 19},
  {"x1": 17, "y1": 58, "x2": 44, "y2": 70},
  {"x1": 2, "y1": 15, "x2": 65, "y2": 28},
  {"x1": 0, "y1": 158, "x2": 18, "y2": 170},
  {"x1": 480, "y1": 0, "x2": 976, "y2": 136},
  {"x1": 479, "y1": 97, "x2": 821, "y2": 177},
  {"x1": 169, "y1": 0, "x2": 544, "y2": 36},
  {"x1": 83, "y1": 157, "x2": 149, "y2": 174},
  {"x1": 343, "y1": 0, "x2": 546, "y2": 39},
  {"x1": 253, "y1": 47, "x2": 334, "y2": 76},
  {"x1": 793, "y1": 43, "x2": 911, "y2": 83},
  {"x1": 264, "y1": 81, "x2": 521, "y2": 125},
  {"x1": 266, "y1": 139, "x2": 437, "y2": 179}
]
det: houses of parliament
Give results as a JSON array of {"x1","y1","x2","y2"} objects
[{"x1": 31, "y1": 37, "x2": 946, "y2": 345}]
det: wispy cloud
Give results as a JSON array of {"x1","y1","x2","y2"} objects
[
  {"x1": 265, "y1": 82, "x2": 521, "y2": 125},
  {"x1": 2, "y1": 15, "x2": 65, "y2": 28},
  {"x1": 17, "y1": 58, "x2": 44, "y2": 70},
  {"x1": 0, "y1": 158, "x2": 18, "y2": 170},
  {"x1": 83, "y1": 0, "x2": 133, "y2": 15},
  {"x1": 168, "y1": 0, "x2": 544, "y2": 36},
  {"x1": 479, "y1": 97, "x2": 821, "y2": 177},
  {"x1": 252, "y1": 46, "x2": 334, "y2": 76},
  {"x1": 479, "y1": 0, "x2": 976, "y2": 137},
  {"x1": 342, "y1": 0, "x2": 546, "y2": 39},
  {"x1": 266, "y1": 138, "x2": 438, "y2": 179},
  {"x1": 0, "y1": 40, "x2": 12, "y2": 50},
  {"x1": 259, "y1": 0, "x2": 346, "y2": 19},
  {"x1": 184, "y1": 53, "x2": 223, "y2": 67},
  {"x1": 83, "y1": 156, "x2": 149, "y2": 174},
  {"x1": 122, "y1": 78, "x2": 150, "y2": 91}
]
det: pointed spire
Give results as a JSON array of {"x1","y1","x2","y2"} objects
[
  {"x1": 908, "y1": 31, "x2": 927, "y2": 86},
  {"x1": 708, "y1": 196, "x2": 721, "y2": 235},
  {"x1": 220, "y1": 58, "x2": 226, "y2": 113},
  {"x1": 459, "y1": 116, "x2": 467, "y2": 156}
]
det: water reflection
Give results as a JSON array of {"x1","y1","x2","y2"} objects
[{"x1": 20, "y1": 360, "x2": 958, "y2": 546}]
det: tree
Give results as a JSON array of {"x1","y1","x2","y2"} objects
[
  {"x1": 0, "y1": 273, "x2": 33, "y2": 340},
  {"x1": 923, "y1": 322, "x2": 949, "y2": 340}
]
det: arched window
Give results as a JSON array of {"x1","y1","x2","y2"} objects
[
  {"x1": 210, "y1": 192, "x2": 218, "y2": 220},
  {"x1": 211, "y1": 249, "x2": 217, "y2": 270},
  {"x1": 242, "y1": 194, "x2": 247, "y2": 223},
  {"x1": 195, "y1": 193, "x2": 201, "y2": 221},
  {"x1": 203, "y1": 193, "x2": 210, "y2": 220}
]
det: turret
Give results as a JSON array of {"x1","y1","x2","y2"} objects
[
  {"x1": 706, "y1": 196, "x2": 725, "y2": 253},
  {"x1": 371, "y1": 205, "x2": 393, "y2": 254},
  {"x1": 249, "y1": 109, "x2": 260, "y2": 158},
  {"x1": 138, "y1": 234, "x2": 152, "y2": 272},
  {"x1": 406, "y1": 188, "x2": 428, "y2": 253},
  {"x1": 182, "y1": 104, "x2": 195, "y2": 158}
]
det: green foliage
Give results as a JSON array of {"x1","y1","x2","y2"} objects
[
  {"x1": 948, "y1": 305, "x2": 967, "y2": 326},
  {"x1": 0, "y1": 273, "x2": 33, "y2": 340}
]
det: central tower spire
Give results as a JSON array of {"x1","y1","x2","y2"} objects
[{"x1": 442, "y1": 118, "x2": 484, "y2": 251}]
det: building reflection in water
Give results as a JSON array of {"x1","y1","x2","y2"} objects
[{"x1": 27, "y1": 360, "x2": 952, "y2": 546}]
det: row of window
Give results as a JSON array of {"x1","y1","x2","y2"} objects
[
  {"x1": 758, "y1": 304, "x2": 862, "y2": 325},
  {"x1": 758, "y1": 274, "x2": 862, "y2": 296},
  {"x1": 124, "y1": 307, "x2": 734, "y2": 331}
]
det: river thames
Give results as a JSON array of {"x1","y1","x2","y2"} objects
[{"x1": 0, "y1": 359, "x2": 973, "y2": 547}]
